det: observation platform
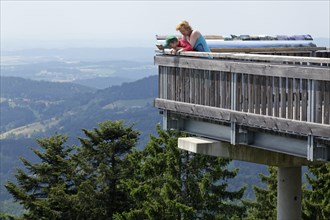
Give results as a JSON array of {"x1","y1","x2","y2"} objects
[
  {"x1": 154, "y1": 49, "x2": 330, "y2": 164},
  {"x1": 154, "y1": 38, "x2": 329, "y2": 220}
]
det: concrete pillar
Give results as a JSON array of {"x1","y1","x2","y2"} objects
[{"x1": 277, "y1": 166, "x2": 302, "y2": 220}]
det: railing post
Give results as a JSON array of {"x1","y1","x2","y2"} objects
[
  {"x1": 231, "y1": 72, "x2": 237, "y2": 145},
  {"x1": 307, "y1": 79, "x2": 315, "y2": 161}
]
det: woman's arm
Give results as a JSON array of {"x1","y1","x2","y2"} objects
[{"x1": 189, "y1": 30, "x2": 200, "y2": 48}]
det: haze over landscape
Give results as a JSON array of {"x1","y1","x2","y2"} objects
[
  {"x1": 1, "y1": 1, "x2": 329, "y2": 50},
  {"x1": 1, "y1": 0, "x2": 329, "y2": 218}
]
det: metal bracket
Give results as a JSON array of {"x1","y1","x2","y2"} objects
[
  {"x1": 307, "y1": 136, "x2": 329, "y2": 161},
  {"x1": 231, "y1": 124, "x2": 254, "y2": 145},
  {"x1": 307, "y1": 135, "x2": 314, "y2": 161}
]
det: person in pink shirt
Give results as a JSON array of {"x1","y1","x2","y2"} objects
[{"x1": 164, "y1": 35, "x2": 193, "y2": 54}]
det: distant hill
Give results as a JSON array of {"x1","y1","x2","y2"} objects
[
  {"x1": 0, "y1": 75, "x2": 161, "y2": 209},
  {"x1": 1, "y1": 76, "x2": 95, "y2": 100},
  {"x1": 0, "y1": 75, "x2": 160, "y2": 142},
  {"x1": 1, "y1": 47, "x2": 155, "y2": 62},
  {"x1": 73, "y1": 76, "x2": 134, "y2": 89}
]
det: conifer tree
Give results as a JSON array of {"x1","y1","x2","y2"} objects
[
  {"x1": 243, "y1": 166, "x2": 277, "y2": 220},
  {"x1": 119, "y1": 125, "x2": 246, "y2": 220},
  {"x1": 5, "y1": 134, "x2": 76, "y2": 220},
  {"x1": 303, "y1": 163, "x2": 330, "y2": 220},
  {"x1": 74, "y1": 120, "x2": 139, "y2": 219}
]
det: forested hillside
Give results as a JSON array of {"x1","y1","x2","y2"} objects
[{"x1": 0, "y1": 75, "x2": 276, "y2": 216}]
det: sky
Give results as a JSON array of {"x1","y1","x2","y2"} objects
[{"x1": 1, "y1": 0, "x2": 329, "y2": 50}]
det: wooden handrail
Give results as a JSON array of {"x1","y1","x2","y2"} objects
[{"x1": 156, "y1": 50, "x2": 330, "y2": 64}]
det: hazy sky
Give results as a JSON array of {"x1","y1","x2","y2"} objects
[{"x1": 1, "y1": 0, "x2": 329, "y2": 50}]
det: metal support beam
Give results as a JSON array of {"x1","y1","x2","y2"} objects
[{"x1": 277, "y1": 167, "x2": 302, "y2": 220}]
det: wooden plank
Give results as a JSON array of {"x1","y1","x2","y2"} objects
[
  {"x1": 294, "y1": 79, "x2": 301, "y2": 120},
  {"x1": 248, "y1": 75, "x2": 254, "y2": 113},
  {"x1": 184, "y1": 68, "x2": 190, "y2": 103},
  {"x1": 255, "y1": 76, "x2": 261, "y2": 114},
  {"x1": 261, "y1": 76, "x2": 267, "y2": 115},
  {"x1": 169, "y1": 67, "x2": 173, "y2": 100},
  {"x1": 281, "y1": 77, "x2": 287, "y2": 118},
  {"x1": 175, "y1": 67, "x2": 180, "y2": 101},
  {"x1": 196, "y1": 70, "x2": 201, "y2": 105},
  {"x1": 155, "y1": 98, "x2": 330, "y2": 138},
  {"x1": 267, "y1": 76, "x2": 273, "y2": 116},
  {"x1": 181, "y1": 68, "x2": 185, "y2": 102},
  {"x1": 287, "y1": 78, "x2": 293, "y2": 119},
  {"x1": 274, "y1": 77, "x2": 280, "y2": 117},
  {"x1": 243, "y1": 74, "x2": 249, "y2": 112},
  {"x1": 210, "y1": 71, "x2": 216, "y2": 107},
  {"x1": 236, "y1": 73, "x2": 242, "y2": 111},
  {"x1": 201, "y1": 71, "x2": 205, "y2": 105},
  {"x1": 173, "y1": 67, "x2": 177, "y2": 101},
  {"x1": 190, "y1": 69, "x2": 195, "y2": 104},
  {"x1": 210, "y1": 47, "x2": 326, "y2": 54},
  {"x1": 215, "y1": 71, "x2": 220, "y2": 107},
  {"x1": 182, "y1": 68, "x2": 187, "y2": 102},
  {"x1": 226, "y1": 72, "x2": 231, "y2": 109},
  {"x1": 204, "y1": 71, "x2": 210, "y2": 106},
  {"x1": 324, "y1": 81, "x2": 330, "y2": 124},
  {"x1": 315, "y1": 80, "x2": 323, "y2": 124},
  {"x1": 160, "y1": 49, "x2": 329, "y2": 64},
  {"x1": 155, "y1": 56, "x2": 330, "y2": 81},
  {"x1": 168, "y1": 67, "x2": 172, "y2": 100},
  {"x1": 220, "y1": 72, "x2": 226, "y2": 108},
  {"x1": 301, "y1": 79, "x2": 308, "y2": 121}
]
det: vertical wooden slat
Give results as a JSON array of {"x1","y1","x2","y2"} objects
[
  {"x1": 261, "y1": 76, "x2": 267, "y2": 115},
  {"x1": 236, "y1": 73, "x2": 242, "y2": 111},
  {"x1": 184, "y1": 68, "x2": 190, "y2": 103},
  {"x1": 169, "y1": 67, "x2": 173, "y2": 100},
  {"x1": 324, "y1": 81, "x2": 330, "y2": 124},
  {"x1": 210, "y1": 71, "x2": 215, "y2": 107},
  {"x1": 181, "y1": 68, "x2": 184, "y2": 101},
  {"x1": 221, "y1": 72, "x2": 226, "y2": 108},
  {"x1": 197, "y1": 70, "x2": 201, "y2": 105},
  {"x1": 315, "y1": 80, "x2": 323, "y2": 123},
  {"x1": 204, "y1": 71, "x2": 210, "y2": 106},
  {"x1": 255, "y1": 76, "x2": 261, "y2": 114},
  {"x1": 190, "y1": 69, "x2": 195, "y2": 104},
  {"x1": 301, "y1": 79, "x2": 308, "y2": 121},
  {"x1": 294, "y1": 78, "x2": 300, "y2": 120},
  {"x1": 280, "y1": 77, "x2": 287, "y2": 118},
  {"x1": 173, "y1": 67, "x2": 177, "y2": 101},
  {"x1": 274, "y1": 77, "x2": 280, "y2": 117},
  {"x1": 175, "y1": 67, "x2": 180, "y2": 101},
  {"x1": 215, "y1": 72, "x2": 220, "y2": 107},
  {"x1": 266, "y1": 76, "x2": 273, "y2": 116},
  {"x1": 248, "y1": 75, "x2": 254, "y2": 113},
  {"x1": 200, "y1": 70, "x2": 204, "y2": 105},
  {"x1": 287, "y1": 78, "x2": 293, "y2": 119},
  {"x1": 195, "y1": 70, "x2": 199, "y2": 104},
  {"x1": 170, "y1": 67, "x2": 174, "y2": 100},
  {"x1": 243, "y1": 74, "x2": 249, "y2": 112},
  {"x1": 226, "y1": 72, "x2": 231, "y2": 109}
]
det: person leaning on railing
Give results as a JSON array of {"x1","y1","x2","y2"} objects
[
  {"x1": 164, "y1": 35, "x2": 194, "y2": 54},
  {"x1": 176, "y1": 20, "x2": 211, "y2": 52}
]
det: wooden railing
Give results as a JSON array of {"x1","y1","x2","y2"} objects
[{"x1": 155, "y1": 52, "x2": 330, "y2": 139}]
